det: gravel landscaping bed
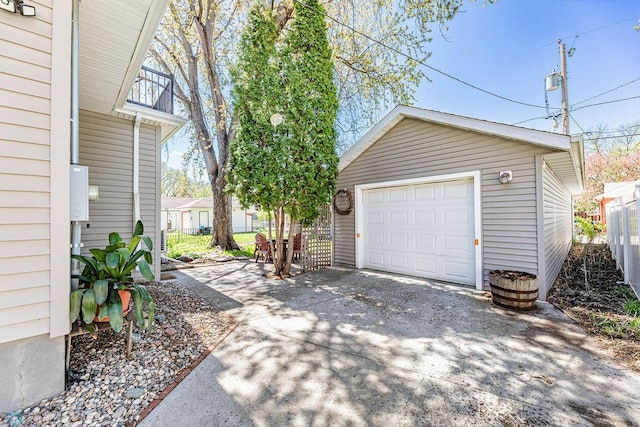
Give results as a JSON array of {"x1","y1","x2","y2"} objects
[{"x1": 0, "y1": 281, "x2": 235, "y2": 427}]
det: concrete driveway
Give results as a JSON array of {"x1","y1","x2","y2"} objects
[{"x1": 141, "y1": 262, "x2": 640, "y2": 426}]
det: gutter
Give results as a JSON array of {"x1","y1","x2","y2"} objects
[
  {"x1": 70, "y1": 0, "x2": 81, "y2": 291},
  {"x1": 133, "y1": 112, "x2": 141, "y2": 224}
]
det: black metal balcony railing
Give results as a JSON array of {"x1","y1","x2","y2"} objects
[{"x1": 127, "y1": 66, "x2": 174, "y2": 114}]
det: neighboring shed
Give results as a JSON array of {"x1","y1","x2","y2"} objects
[
  {"x1": 161, "y1": 197, "x2": 258, "y2": 233},
  {"x1": 334, "y1": 105, "x2": 584, "y2": 300},
  {"x1": 595, "y1": 181, "x2": 640, "y2": 225}
]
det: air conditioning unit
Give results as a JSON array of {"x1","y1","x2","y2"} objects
[{"x1": 160, "y1": 229, "x2": 167, "y2": 253}]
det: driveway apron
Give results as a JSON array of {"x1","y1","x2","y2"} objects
[{"x1": 140, "y1": 262, "x2": 640, "y2": 426}]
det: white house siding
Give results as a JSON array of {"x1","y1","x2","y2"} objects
[
  {"x1": 0, "y1": 1, "x2": 70, "y2": 411},
  {"x1": 79, "y1": 110, "x2": 159, "y2": 277},
  {"x1": 335, "y1": 118, "x2": 556, "y2": 283},
  {"x1": 541, "y1": 161, "x2": 573, "y2": 299},
  {"x1": 233, "y1": 208, "x2": 254, "y2": 232}
]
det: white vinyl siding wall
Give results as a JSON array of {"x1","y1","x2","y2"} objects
[
  {"x1": 0, "y1": 0, "x2": 55, "y2": 344},
  {"x1": 336, "y1": 118, "x2": 557, "y2": 283},
  {"x1": 542, "y1": 161, "x2": 573, "y2": 299},
  {"x1": 79, "y1": 110, "x2": 158, "y2": 263}
]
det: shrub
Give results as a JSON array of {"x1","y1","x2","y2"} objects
[{"x1": 574, "y1": 216, "x2": 603, "y2": 242}]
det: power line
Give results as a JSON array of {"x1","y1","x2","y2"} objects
[
  {"x1": 565, "y1": 15, "x2": 640, "y2": 39},
  {"x1": 573, "y1": 76, "x2": 640, "y2": 106},
  {"x1": 570, "y1": 114, "x2": 586, "y2": 134},
  {"x1": 297, "y1": 1, "x2": 548, "y2": 110},
  {"x1": 583, "y1": 134, "x2": 640, "y2": 140},
  {"x1": 475, "y1": 15, "x2": 640, "y2": 74},
  {"x1": 584, "y1": 129, "x2": 640, "y2": 135},
  {"x1": 511, "y1": 116, "x2": 546, "y2": 126},
  {"x1": 572, "y1": 95, "x2": 640, "y2": 112},
  {"x1": 513, "y1": 107, "x2": 640, "y2": 132}
]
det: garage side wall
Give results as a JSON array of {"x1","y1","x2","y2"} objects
[
  {"x1": 541, "y1": 161, "x2": 573, "y2": 299},
  {"x1": 336, "y1": 118, "x2": 554, "y2": 282}
]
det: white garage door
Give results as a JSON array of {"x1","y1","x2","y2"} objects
[{"x1": 362, "y1": 179, "x2": 475, "y2": 285}]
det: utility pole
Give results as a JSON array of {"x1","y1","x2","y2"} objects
[{"x1": 559, "y1": 40, "x2": 570, "y2": 135}]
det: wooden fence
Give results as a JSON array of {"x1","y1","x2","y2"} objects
[{"x1": 574, "y1": 211, "x2": 603, "y2": 223}]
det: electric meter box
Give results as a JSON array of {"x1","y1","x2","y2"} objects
[{"x1": 70, "y1": 165, "x2": 89, "y2": 221}]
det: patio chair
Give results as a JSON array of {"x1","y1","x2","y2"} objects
[
  {"x1": 254, "y1": 233, "x2": 272, "y2": 263},
  {"x1": 292, "y1": 233, "x2": 302, "y2": 261}
]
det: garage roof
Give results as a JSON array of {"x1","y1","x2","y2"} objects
[{"x1": 339, "y1": 105, "x2": 584, "y2": 194}]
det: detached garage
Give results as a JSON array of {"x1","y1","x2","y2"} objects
[{"x1": 334, "y1": 105, "x2": 584, "y2": 300}]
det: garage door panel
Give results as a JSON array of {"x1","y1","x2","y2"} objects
[
  {"x1": 390, "y1": 232, "x2": 409, "y2": 248},
  {"x1": 389, "y1": 255, "x2": 409, "y2": 270},
  {"x1": 443, "y1": 208, "x2": 471, "y2": 225},
  {"x1": 443, "y1": 181, "x2": 471, "y2": 199},
  {"x1": 362, "y1": 178, "x2": 475, "y2": 285},
  {"x1": 415, "y1": 233, "x2": 436, "y2": 249},
  {"x1": 444, "y1": 259, "x2": 474, "y2": 281},
  {"x1": 415, "y1": 257, "x2": 437, "y2": 275},
  {"x1": 389, "y1": 211, "x2": 408, "y2": 225},
  {"x1": 415, "y1": 209, "x2": 436, "y2": 224},
  {"x1": 367, "y1": 252, "x2": 385, "y2": 267},
  {"x1": 368, "y1": 231, "x2": 385, "y2": 246},
  {"x1": 367, "y1": 190, "x2": 384, "y2": 203},
  {"x1": 367, "y1": 211, "x2": 385, "y2": 224},
  {"x1": 414, "y1": 184, "x2": 436, "y2": 201},
  {"x1": 443, "y1": 235, "x2": 472, "y2": 253},
  {"x1": 389, "y1": 188, "x2": 408, "y2": 202}
]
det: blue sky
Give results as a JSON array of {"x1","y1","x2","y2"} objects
[
  {"x1": 416, "y1": 0, "x2": 640, "y2": 134},
  {"x1": 166, "y1": 0, "x2": 640, "y2": 169}
]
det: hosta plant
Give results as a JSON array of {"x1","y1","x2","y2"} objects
[{"x1": 70, "y1": 220, "x2": 155, "y2": 335}]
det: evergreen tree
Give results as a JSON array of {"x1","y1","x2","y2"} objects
[
  {"x1": 278, "y1": 0, "x2": 338, "y2": 275},
  {"x1": 228, "y1": 0, "x2": 339, "y2": 276},
  {"x1": 228, "y1": 3, "x2": 281, "y2": 214}
]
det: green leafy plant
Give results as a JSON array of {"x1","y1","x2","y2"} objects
[
  {"x1": 574, "y1": 216, "x2": 603, "y2": 242},
  {"x1": 624, "y1": 299, "x2": 640, "y2": 317},
  {"x1": 70, "y1": 220, "x2": 155, "y2": 335}
]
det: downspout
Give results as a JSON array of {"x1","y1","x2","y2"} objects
[
  {"x1": 70, "y1": 0, "x2": 81, "y2": 291},
  {"x1": 133, "y1": 113, "x2": 141, "y2": 224}
]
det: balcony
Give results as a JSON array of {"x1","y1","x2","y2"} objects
[{"x1": 127, "y1": 66, "x2": 174, "y2": 115}]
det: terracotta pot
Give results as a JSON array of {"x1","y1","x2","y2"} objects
[{"x1": 95, "y1": 290, "x2": 132, "y2": 322}]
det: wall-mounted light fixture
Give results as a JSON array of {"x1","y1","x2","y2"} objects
[
  {"x1": 0, "y1": 0, "x2": 16, "y2": 13},
  {"x1": 0, "y1": 0, "x2": 36, "y2": 16},
  {"x1": 499, "y1": 170, "x2": 513, "y2": 184}
]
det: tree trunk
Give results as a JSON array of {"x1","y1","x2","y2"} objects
[
  {"x1": 150, "y1": 5, "x2": 239, "y2": 252},
  {"x1": 282, "y1": 214, "x2": 296, "y2": 277},
  {"x1": 210, "y1": 174, "x2": 239, "y2": 250},
  {"x1": 273, "y1": 207, "x2": 286, "y2": 276}
]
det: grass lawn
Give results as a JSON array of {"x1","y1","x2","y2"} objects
[{"x1": 167, "y1": 231, "x2": 259, "y2": 259}]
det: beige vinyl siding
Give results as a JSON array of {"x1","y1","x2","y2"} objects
[
  {"x1": 79, "y1": 110, "x2": 157, "y2": 259},
  {"x1": 541, "y1": 162, "x2": 573, "y2": 299},
  {"x1": 0, "y1": 0, "x2": 54, "y2": 344},
  {"x1": 336, "y1": 118, "x2": 556, "y2": 281}
]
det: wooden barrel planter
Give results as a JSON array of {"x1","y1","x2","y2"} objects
[{"x1": 488, "y1": 270, "x2": 539, "y2": 310}]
